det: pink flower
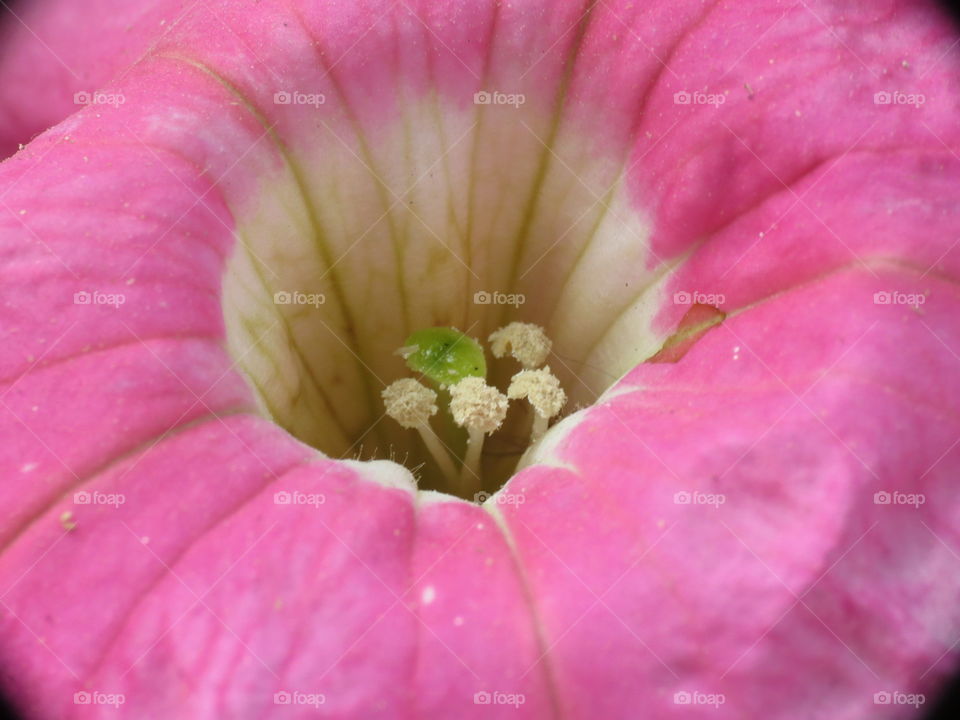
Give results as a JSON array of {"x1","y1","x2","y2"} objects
[{"x1": 1, "y1": 0, "x2": 959, "y2": 717}]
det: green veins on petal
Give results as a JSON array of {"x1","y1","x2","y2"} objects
[{"x1": 398, "y1": 327, "x2": 486, "y2": 386}]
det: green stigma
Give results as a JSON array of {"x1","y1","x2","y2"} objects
[{"x1": 398, "y1": 327, "x2": 486, "y2": 387}]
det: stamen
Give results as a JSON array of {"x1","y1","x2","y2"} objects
[
  {"x1": 382, "y1": 378, "x2": 459, "y2": 482},
  {"x1": 383, "y1": 323, "x2": 566, "y2": 499},
  {"x1": 449, "y1": 376, "x2": 508, "y2": 493},
  {"x1": 488, "y1": 322, "x2": 552, "y2": 368},
  {"x1": 507, "y1": 366, "x2": 567, "y2": 442}
]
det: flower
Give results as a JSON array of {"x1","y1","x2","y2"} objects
[{"x1": 1, "y1": 0, "x2": 959, "y2": 718}]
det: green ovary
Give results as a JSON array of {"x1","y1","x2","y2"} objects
[{"x1": 400, "y1": 327, "x2": 486, "y2": 387}]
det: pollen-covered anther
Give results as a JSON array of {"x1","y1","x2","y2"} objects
[
  {"x1": 449, "y1": 377, "x2": 509, "y2": 433},
  {"x1": 449, "y1": 377, "x2": 508, "y2": 492},
  {"x1": 382, "y1": 378, "x2": 437, "y2": 428},
  {"x1": 488, "y1": 322, "x2": 552, "y2": 369},
  {"x1": 382, "y1": 378, "x2": 458, "y2": 482},
  {"x1": 508, "y1": 366, "x2": 567, "y2": 441}
]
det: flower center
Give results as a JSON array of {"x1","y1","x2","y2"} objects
[{"x1": 220, "y1": 97, "x2": 667, "y2": 497}]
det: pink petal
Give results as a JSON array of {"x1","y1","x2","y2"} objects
[{"x1": 0, "y1": 0, "x2": 186, "y2": 158}]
